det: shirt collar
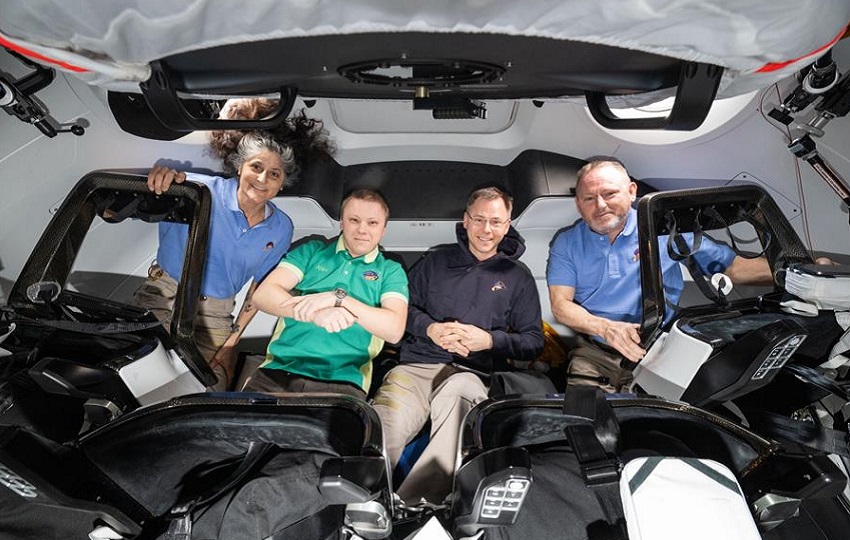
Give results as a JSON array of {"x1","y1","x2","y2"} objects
[
  {"x1": 224, "y1": 179, "x2": 241, "y2": 213},
  {"x1": 335, "y1": 235, "x2": 380, "y2": 263},
  {"x1": 621, "y1": 207, "x2": 637, "y2": 238}
]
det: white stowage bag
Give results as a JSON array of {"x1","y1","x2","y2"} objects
[{"x1": 620, "y1": 457, "x2": 761, "y2": 540}]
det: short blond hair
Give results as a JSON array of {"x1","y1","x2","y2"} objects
[{"x1": 341, "y1": 189, "x2": 390, "y2": 220}]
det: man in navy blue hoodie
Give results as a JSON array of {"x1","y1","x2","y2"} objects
[{"x1": 372, "y1": 186, "x2": 544, "y2": 504}]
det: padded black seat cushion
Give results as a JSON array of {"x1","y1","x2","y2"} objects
[
  {"x1": 187, "y1": 451, "x2": 344, "y2": 540},
  {"x1": 482, "y1": 442, "x2": 624, "y2": 540},
  {"x1": 78, "y1": 394, "x2": 382, "y2": 516},
  {"x1": 462, "y1": 396, "x2": 771, "y2": 476}
]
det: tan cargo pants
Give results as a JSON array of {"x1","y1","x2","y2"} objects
[
  {"x1": 133, "y1": 265, "x2": 235, "y2": 390},
  {"x1": 371, "y1": 362, "x2": 488, "y2": 504}
]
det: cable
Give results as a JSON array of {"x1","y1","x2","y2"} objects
[{"x1": 759, "y1": 84, "x2": 815, "y2": 253}]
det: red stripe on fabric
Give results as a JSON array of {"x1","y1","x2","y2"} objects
[
  {"x1": 0, "y1": 34, "x2": 89, "y2": 73},
  {"x1": 756, "y1": 25, "x2": 848, "y2": 73}
]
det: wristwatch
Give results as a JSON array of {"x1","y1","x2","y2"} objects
[{"x1": 333, "y1": 287, "x2": 347, "y2": 307}]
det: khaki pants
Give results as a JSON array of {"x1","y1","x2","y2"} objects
[
  {"x1": 567, "y1": 334, "x2": 633, "y2": 393},
  {"x1": 133, "y1": 266, "x2": 235, "y2": 390},
  {"x1": 371, "y1": 363, "x2": 488, "y2": 504}
]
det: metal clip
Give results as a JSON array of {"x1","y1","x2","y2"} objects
[{"x1": 148, "y1": 264, "x2": 164, "y2": 280}]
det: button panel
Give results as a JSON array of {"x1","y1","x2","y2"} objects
[
  {"x1": 751, "y1": 334, "x2": 805, "y2": 380},
  {"x1": 480, "y1": 479, "x2": 530, "y2": 520}
]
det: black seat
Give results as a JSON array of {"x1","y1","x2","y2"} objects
[
  {"x1": 674, "y1": 311, "x2": 809, "y2": 407},
  {"x1": 449, "y1": 392, "x2": 848, "y2": 539},
  {"x1": 3, "y1": 320, "x2": 163, "y2": 436},
  {"x1": 0, "y1": 393, "x2": 392, "y2": 539}
]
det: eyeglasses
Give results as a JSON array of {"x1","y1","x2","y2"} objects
[{"x1": 466, "y1": 212, "x2": 509, "y2": 229}]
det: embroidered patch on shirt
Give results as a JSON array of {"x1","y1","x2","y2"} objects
[
  {"x1": 362, "y1": 270, "x2": 380, "y2": 281},
  {"x1": 632, "y1": 248, "x2": 640, "y2": 262},
  {"x1": 264, "y1": 241, "x2": 275, "y2": 252},
  {"x1": 491, "y1": 280, "x2": 507, "y2": 292}
]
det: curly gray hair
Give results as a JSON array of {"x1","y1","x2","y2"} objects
[{"x1": 226, "y1": 131, "x2": 298, "y2": 187}]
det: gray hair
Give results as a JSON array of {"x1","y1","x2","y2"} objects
[
  {"x1": 226, "y1": 131, "x2": 298, "y2": 186},
  {"x1": 576, "y1": 158, "x2": 630, "y2": 188}
]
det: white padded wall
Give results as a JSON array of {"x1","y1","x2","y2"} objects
[{"x1": 513, "y1": 197, "x2": 580, "y2": 340}]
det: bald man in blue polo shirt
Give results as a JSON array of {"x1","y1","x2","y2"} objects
[{"x1": 547, "y1": 159, "x2": 773, "y2": 392}]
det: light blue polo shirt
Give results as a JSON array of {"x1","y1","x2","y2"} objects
[
  {"x1": 547, "y1": 208, "x2": 735, "y2": 330},
  {"x1": 156, "y1": 172, "x2": 293, "y2": 299}
]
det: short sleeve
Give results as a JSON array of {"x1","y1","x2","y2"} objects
[
  {"x1": 183, "y1": 172, "x2": 218, "y2": 186},
  {"x1": 380, "y1": 260, "x2": 409, "y2": 304},
  {"x1": 694, "y1": 234, "x2": 737, "y2": 274},
  {"x1": 278, "y1": 239, "x2": 323, "y2": 282},
  {"x1": 546, "y1": 230, "x2": 578, "y2": 287}
]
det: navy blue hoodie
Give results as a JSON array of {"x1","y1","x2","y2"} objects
[{"x1": 400, "y1": 223, "x2": 545, "y2": 373}]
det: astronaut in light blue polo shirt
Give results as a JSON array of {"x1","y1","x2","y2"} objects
[
  {"x1": 135, "y1": 130, "x2": 299, "y2": 389},
  {"x1": 548, "y1": 207, "x2": 735, "y2": 327},
  {"x1": 546, "y1": 159, "x2": 773, "y2": 392},
  {"x1": 155, "y1": 172, "x2": 292, "y2": 300}
]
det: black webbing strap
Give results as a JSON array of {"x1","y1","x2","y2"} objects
[
  {"x1": 563, "y1": 387, "x2": 626, "y2": 540},
  {"x1": 626, "y1": 457, "x2": 742, "y2": 498},
  {"x1": 784, "y1": 363, "x2": 850, "y2": 401},
  {"x1": 665, "y1": 210, "x2": 731, "y2": 308},
  {"x1": 702, "y1": 206, "x2": 772, "y2": 260},
  {"x1": 665, "y1": 208, "x2": 703, "y2": 261},
  {"x1": 163, "y1": 442, "x2": 273, "y2": 540},
  {"x1": 743, "y1": 408, "x2": 850, "y2": 458},
  {"x1": 101, "y1": 197, "x2": 141, "y2": 223},
  {"x1": 565, "y1": 423, "x2": 619, "y2": 486},
  {"x1": 563, "y1": 386, "x2": 621, "y2": 454}
]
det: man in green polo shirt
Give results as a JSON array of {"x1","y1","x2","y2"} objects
[{"x1": 244, "y1": 189, "x2": 409, "y2": 399}]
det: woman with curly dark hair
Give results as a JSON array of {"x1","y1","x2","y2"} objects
[
  {"x1": 135, "y1": 100, "x2": 333, "y2": 390},
  {"x1": 208, "y1": 100, "x2": 335, "y2": 181}
]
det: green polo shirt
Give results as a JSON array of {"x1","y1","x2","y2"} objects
[{"x1": 262, "y1": 236, "x2": 409, "y2": 392}]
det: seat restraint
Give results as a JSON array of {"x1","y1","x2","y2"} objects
[
  {"x1": 562, "y1": 387, "x2": 627, "y2": 540},
  {"x1": 163, "y1": 442, "x2": 273, "y2": 540}
]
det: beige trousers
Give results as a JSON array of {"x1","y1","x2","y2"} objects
[
  {"x1": 133, "y1": 267, "x2": 235, "y2": 390},
  {"x1": 567, "y1": 334, "x2": 633, "y2": 393},
  {"x1": 371, "y1": 363, "x2": 488, "y2": 504}
]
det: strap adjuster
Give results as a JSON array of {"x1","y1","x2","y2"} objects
[{"x1": 582, "y1": 458, "x2": 620, "y2": 486}]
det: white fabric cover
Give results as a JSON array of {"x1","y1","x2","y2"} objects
[
  {"x1": 0, "y1": 0, "x2": 848, "y2": 98},
  {"x1": 620, "y1": 456, "x2": 761, "y2": 540},
  {"x1": 785, "y1": 269, "x2": 850, "y2": 310}
]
